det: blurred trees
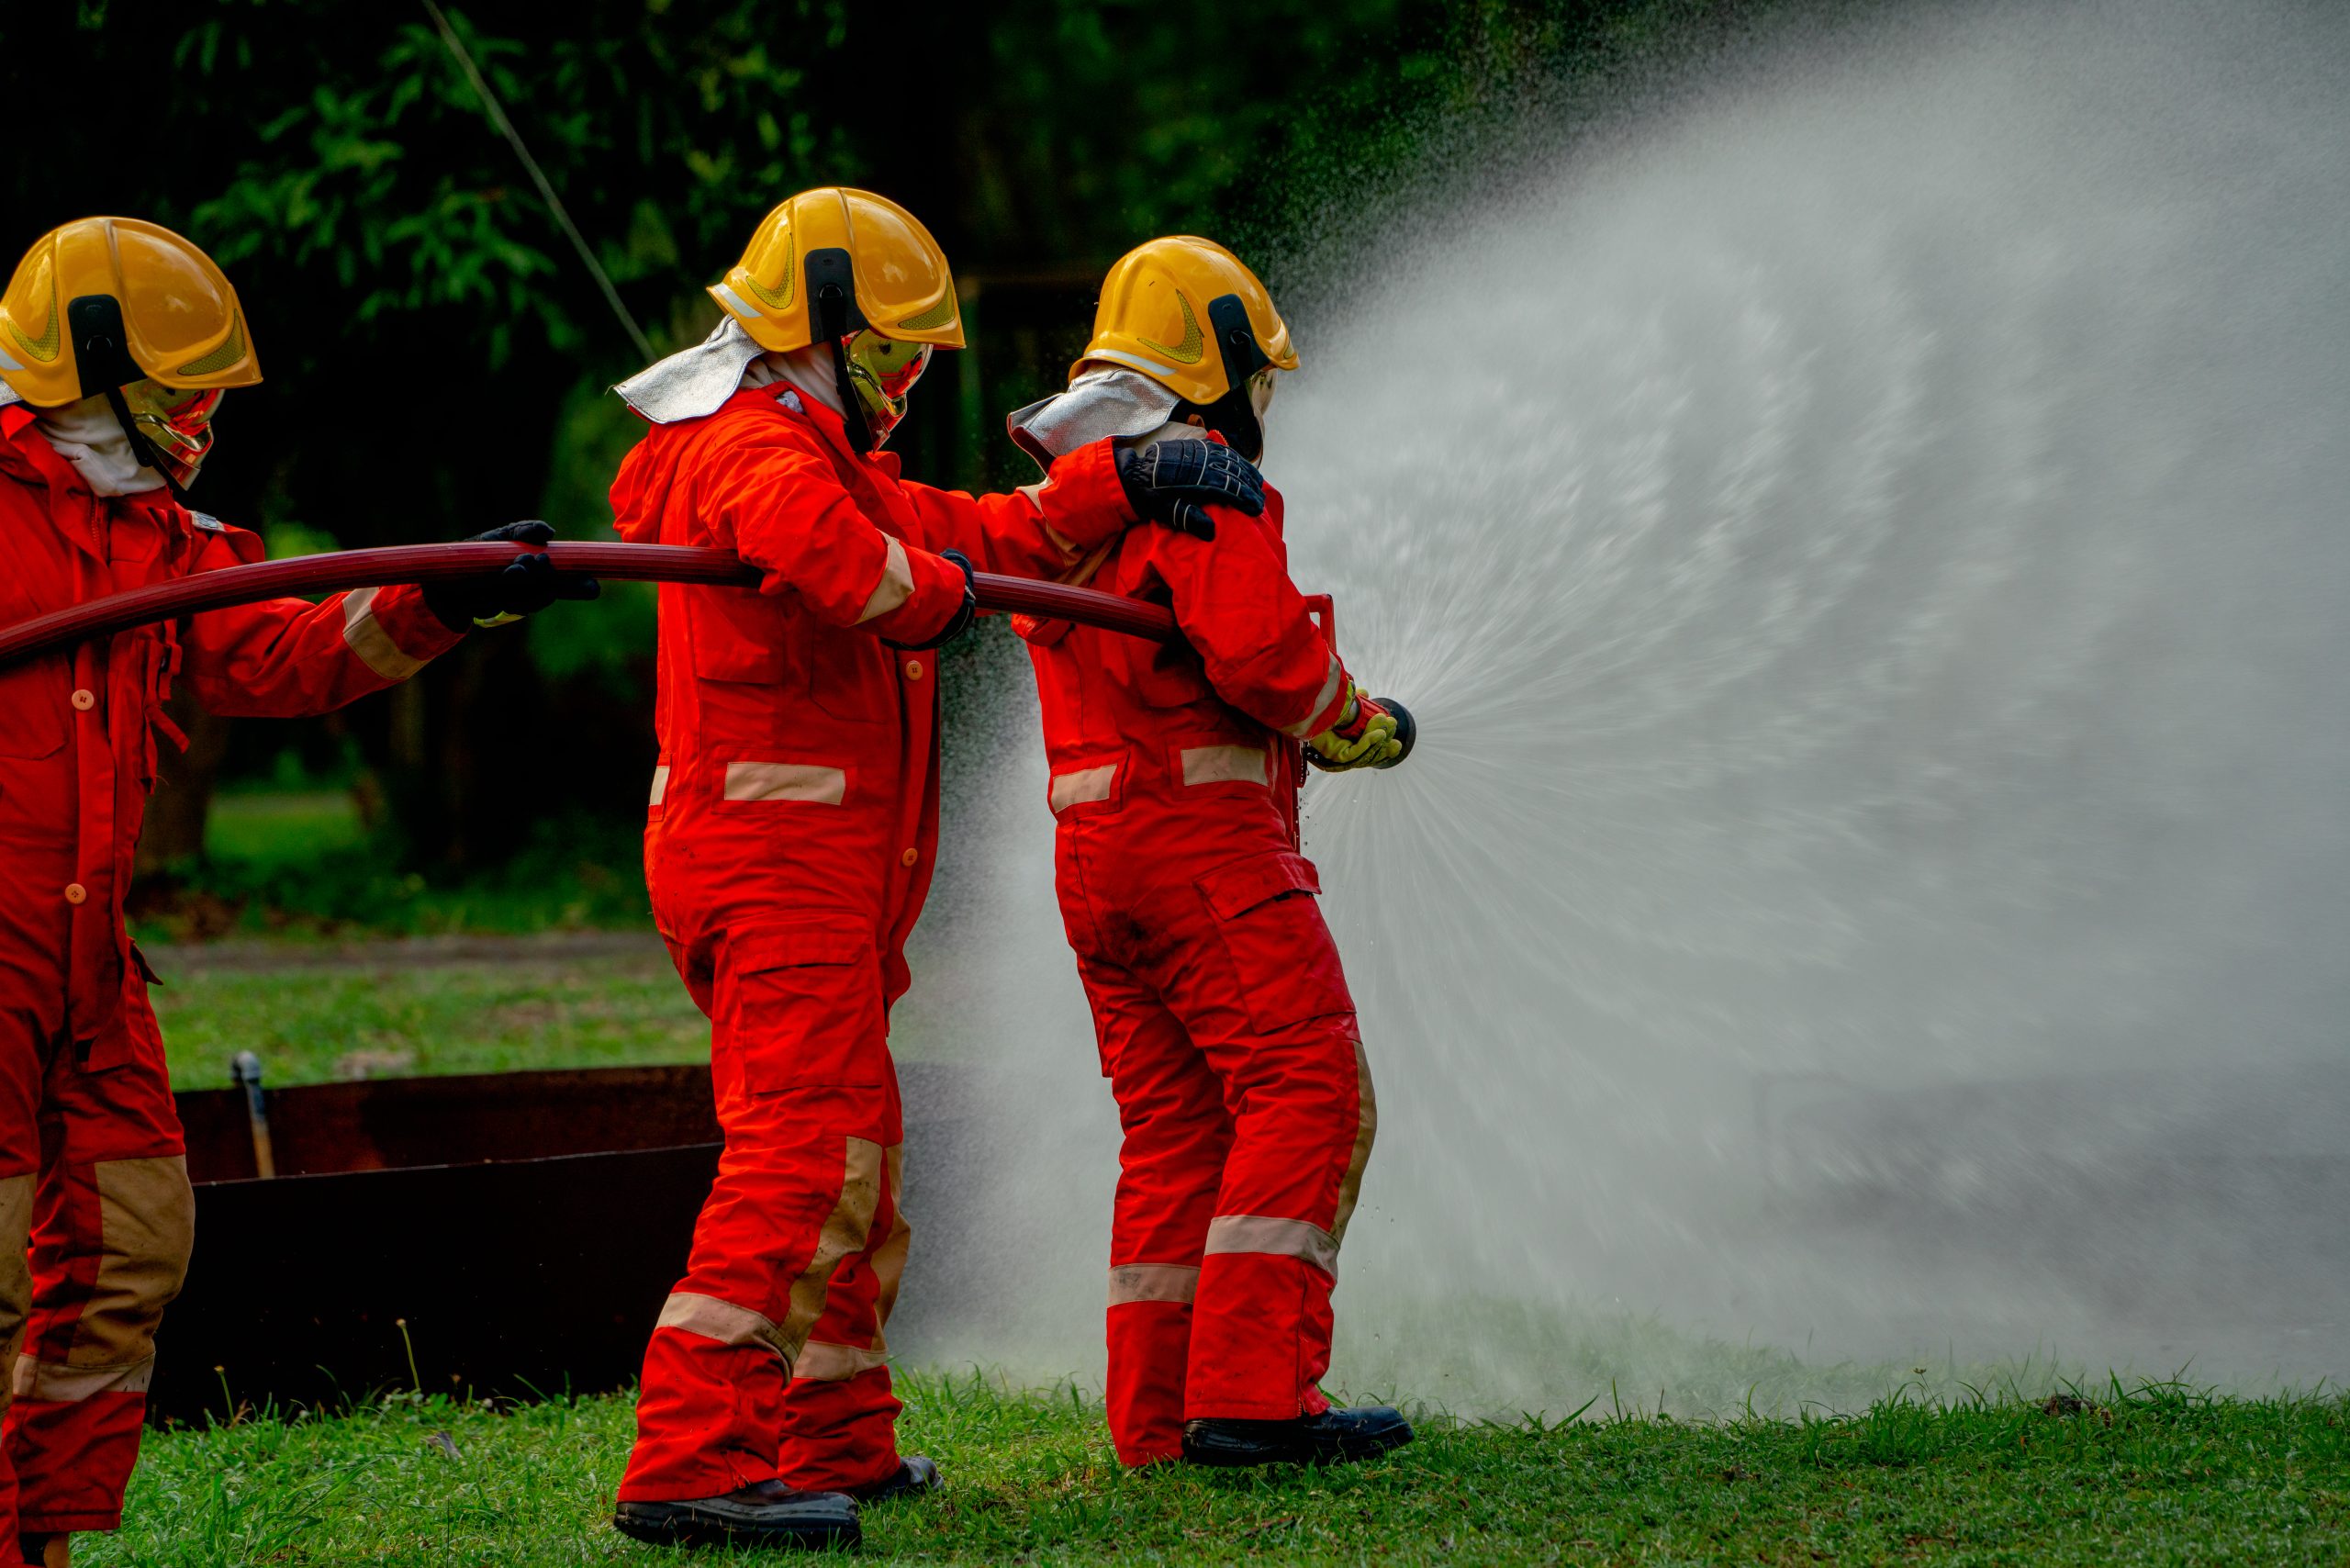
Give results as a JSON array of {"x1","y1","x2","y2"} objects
[{"x1": 4, "y1": 0, "x2": 1744, "y2": 879}]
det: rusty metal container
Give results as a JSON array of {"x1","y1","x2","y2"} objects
[{"x1": 151, "y1": 1061, "x2": 967, "y2": 1424}]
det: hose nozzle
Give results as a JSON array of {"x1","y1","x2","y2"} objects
[
  {"x1": 1305, "y1": 694, "x2": 1417, "y2": 772},
  {"x1": 1371, "y1": 696, "x2": 1416, "y2": 768}
]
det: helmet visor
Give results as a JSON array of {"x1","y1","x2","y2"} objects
[
  {"x1": 120, "y1": 380, "x2": 223, "y2": 487},
  {"x1": 842, "y1": 331, "x2": 931, "y2": 444}
]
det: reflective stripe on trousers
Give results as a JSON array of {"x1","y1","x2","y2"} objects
[{"x1": 1107, "y1": 1262, "x2": 1200, "y2": 1306}]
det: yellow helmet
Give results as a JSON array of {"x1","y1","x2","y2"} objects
[
  {"x1": 710, "y1": 187, "x2": 965, "y2": 354},
  {"x1": 0, "y1": 217, "x2": 261, "y2": 409},
  {"x1": 1076, "y1": 236, "x2": 1297, "y2": 409}
]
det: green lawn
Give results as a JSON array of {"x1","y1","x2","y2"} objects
[
  {"x1": 129, "y1": 937, "x2": 2349, "y2": 1562},
  {"x1": 146, "y1": 939, "x2": 705, "y2": 1092},
  {"x1": 89, "y1": 1377, "x2": 2348, "y2": 1566}
]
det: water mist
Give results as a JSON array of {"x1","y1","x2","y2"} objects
[{"x1": 895, "y1": 0, "x2": 2350, "y2": 1414}]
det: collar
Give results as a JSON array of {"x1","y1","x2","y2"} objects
[
  {"x1": 31, "y1": 392, "x2": 170, "y2": 497},
  {"x1": 0, "y1": 402, "x2": 194, "y2": 564}
]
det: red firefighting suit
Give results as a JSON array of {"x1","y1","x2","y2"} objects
[
  {"x1": 1013, "y1": 479, "x2": 1371, "y2": 1466},
  {"x1": 610, "y1": 382, "x2": 1134, "y2": 1499},
  {"x1": 0, "y1": 405, "x2": 459, "y2": 1535}
]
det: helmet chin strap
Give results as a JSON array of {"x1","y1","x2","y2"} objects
[
  {"x1": 824, "y1": 324, "x2": 876, "y2": 455},
  {"x1": 101, "y1": 383, "x2": 192, "y2": 502},
  {"x1": 804, "y1": 246, "x2": 876, "y2": 455},
  {"x1": 72, "y1": 292, "x2": 194, "y2": 501}
]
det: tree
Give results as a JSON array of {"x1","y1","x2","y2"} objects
[{"x1": 6, "y1": 0, "x2": 1748, "y2": 879}]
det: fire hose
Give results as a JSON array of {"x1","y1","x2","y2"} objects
[
  {"x1": 0, "y1": 541, "x2": 1181, "y2": 668},
  {"x1": 0, "y1": 540, "x2": 1413, "y2": 763}
]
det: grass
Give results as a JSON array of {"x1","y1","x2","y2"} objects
[
  {"x1": 146, "y1": 940, "x2": 705, "y2": 1092},
  {"x1": 124, "y1": 811, "x2": 2348, "y2": 1562},
  {"x1": 88, "y1": 1376, "x2": 2349, "y2": 1565}
]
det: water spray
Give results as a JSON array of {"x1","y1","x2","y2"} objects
[{"x1": 920, "y1": 0, "x2": 2350, "y2": 1410}]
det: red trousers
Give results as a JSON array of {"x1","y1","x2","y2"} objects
[
  {"x1": 0, "y1": 830, "x2": 191, "y2": 1538},
  {"x1": 618, "y1": 908, "x2": 911, "y2": 1500},
  {"x1": 1058, "y1": 795, "x2": 1376, "y2": 1466}
]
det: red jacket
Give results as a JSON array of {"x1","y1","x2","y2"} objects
[
  {"x1": 0, "y1": 404, "x2": 460, "y2": 1060},
  {"x1": 1016, "y1": 484, "x2": 1351, "y2": 837},
  {"x1": 612, "y1": 383, "x2": 1133, "y2": 1004}
]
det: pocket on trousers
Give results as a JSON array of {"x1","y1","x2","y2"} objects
[
  {"x1": 1194, "y1": 852, "x2": 1354, "y2": 1032},
  {"x1": 80, "y1": 966, "x2": 165, "y2": 1076},
  {"x1": 721, "y1": 915, "x2": 885, "y2": 1095}
]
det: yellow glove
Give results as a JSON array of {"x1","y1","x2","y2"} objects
[{"x1": 1305, "y1": 685, "x2": 1405, "y2": 772}]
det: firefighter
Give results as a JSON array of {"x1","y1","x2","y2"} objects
[
  {"x1": 0, "y1": 217, "x2": 595, "y2": 1568},
  {"x1": 1003, "y1": 235, "x2": 1413, "y2": 1469},
  {"x1": 605, "y1": 188, "x2": 1264, "y2": 1552}
]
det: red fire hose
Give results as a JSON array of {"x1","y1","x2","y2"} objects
[{"x1": 0, "y1": 542, "x2": 1178, "y2": 670}]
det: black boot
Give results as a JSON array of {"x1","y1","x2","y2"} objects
[
  {"x1": 1182, "y1": 1405, "x2": 1416, "y2": 1468},
  {"x1": 847, "y1": 1454, "x2": 940, "y2": 1503},
  {"x1": 613, "y1": 1479, "x2": 860, "y2": 1551}
]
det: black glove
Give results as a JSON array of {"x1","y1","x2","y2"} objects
[
  {"x1": 883, "y1": 548, "x2": 977, "y2": 651},
  {"x1": 423, "y1": 521, "x2": 602, "y2": 632},
  {"x1": 1113, "y1": 438, "x2": 1266, "y2": 542}
]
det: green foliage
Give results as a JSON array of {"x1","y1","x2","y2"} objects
[
  {"x1": 98, "y1": 1377, "x2": 2350, "y2": 1564},
  {"x1": 202, "y1": 789, "x2": 366, "y2": 865},
  {"x1": 136, "y1": 807, "x2": 652, "y2": 942},
  {"x1": 526, "y1": 375, "x2": 662, "y2": 681},
  {"x1": 7, "y1": 0, "x2": 1787, "y2": 870},
  {"x1": 259, "y1": 519, "x2": 341, "y2": 559},
  {"x1": 171, "y1": 1, "x2": 858, "y2": 371}
]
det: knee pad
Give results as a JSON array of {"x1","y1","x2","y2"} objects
[{"x1": 91, "y1": 1155, "x2": 196, "y2": 1350}]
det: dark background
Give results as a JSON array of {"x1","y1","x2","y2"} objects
[{"x1": 2, "y1": 0, "x2": 1751, "y2": 913}]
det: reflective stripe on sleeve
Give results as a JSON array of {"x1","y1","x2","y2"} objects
[
  {"x1": 1203, "y1": 1214, "x2": 1339, "y2": 1278},
  {"x1": 723, "y1": 762, "x2": 847, "y2": 804},
  {"x1": 792, "y1": 1339, "x2": 890, "y2": 1382},
  {"x1": 855, "y1": 537, "x2": 916, "y2": 624},
  {"x1": 341, "y1": 587, "x2": 428, "y2": 680},
  {"x1": 655, "y1": 1292, "x2": 792, "y2": 1364},
  {"x1": 12, "y1": 1354, "x2": 155, "y2": 1403},
  {"x1": 1107, "y1": 1263, "x2": 1200, "y2": 1306},
  {"x1": 648, "y1": 765, "x2": 669, "y2": 807},
  {"x1": 1049, "y1": 764, "x2": 1118, "y2": 812},
  {"x1": 1181, "y1": 745, "x2": 1270, "y2": 789},
  {"x1": 1285, "y1": 655, "x2": 1348, "y2": 738}
]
